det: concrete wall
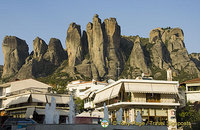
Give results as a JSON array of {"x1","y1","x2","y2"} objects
[{"x1": 12, "y1": 124, "x2": 168, "y2": 130}]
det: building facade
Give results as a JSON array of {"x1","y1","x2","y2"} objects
[
  {"x1": 93, "y1": 79, "x2": 180, "y2": 130},
  {"x1": 0, "y1": 79, "x2": 69, "y2": 123},
  {"x1": 182, "y1": 78, "x2": 200, "y2": 103}
]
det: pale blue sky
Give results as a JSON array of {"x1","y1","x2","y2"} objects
[{"x1": 0, "y1": 0, "x2": 200, "y2": 65}]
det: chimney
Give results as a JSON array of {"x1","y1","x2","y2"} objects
[{"x1": 167, "y1": 68, "x2": 172, "y2": 81}]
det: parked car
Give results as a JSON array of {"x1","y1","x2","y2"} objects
[{"x1": 1, "y1": 118, "x2": 38, "y2": 130}]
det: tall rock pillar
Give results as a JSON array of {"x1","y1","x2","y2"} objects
[{"x1": 2, "y1": 36, "x2": 29, "y2": 78}]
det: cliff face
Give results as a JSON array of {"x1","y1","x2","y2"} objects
[
  {"x1": 2, "y1": 36, "x2": 29, "y2": 78},
  {"x1": 190, "y1": 53, "x2": 200, "y2": 70},
  {"x1": 129, "y1": 37, "x2": 148, "y2": 75},
  {"x1": 66, "y1": 23, "x2": 83, "y2": 67},
  {"x1": 1, "y1": 15, "x2": 200, "y2": 83},
  {"x1": 148, "y1": 28, "x2": 200, "y2": 80}
]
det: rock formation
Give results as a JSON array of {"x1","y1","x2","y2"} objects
[
  {"x1": 2, "y1": 36, "x2": 29, "y2": 78},
  {"x1": 85, "y1": 15, "x2": 123, "y2": 80},
  {"x1": 33, "y1": 37, "x2": 48, "y2": 60},
  {"x1": 44, "y1": 38, "x2": 67, "y2": 66},
  {"x1": 90, "y1": 14, "x2": 106, "y2": 78},
  {"x1": 66, "y1": 23, "x2": 83, "y2": 66},
  {"x1": 129, "y1": 37, "x2": 148, "y2": 74},
  {"x1": 149, "y1": 28, "x2": 200, "y2": 77},
  {"x1": 1, "y1": 15, "x2": 200, "y2": 83},
  {"x1": 103, "y1": 17, "x2": 122, "y2": 79},
  {"x1": 190, "y1": 53, "x2": 200, "y2": 70}
]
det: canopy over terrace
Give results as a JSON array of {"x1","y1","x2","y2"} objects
[
  {"x1": 93, "y1": 79, "x2": 179, "y2": 104},
  {"x1": 4, "y1": 93, "x2": 70, "y2": 107}
]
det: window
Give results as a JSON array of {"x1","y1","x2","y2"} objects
[
  {"x1": 188, "y1": 86, "x2": 200, "y2": 91},
  {"x1": 146, "y1": 93, "x2": 160, "y2": 102}
]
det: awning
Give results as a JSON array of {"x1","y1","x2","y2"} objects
[
  {"x1": 124, "y1": 83, "x2": 152, "y2": 93},
  {"x1": 76, "y1": 111, "x2": 91, "y2": 117},
  {"x1": 151, "y1": 84, "x2": 178, "y2": 94},
  {"x1": 25, "y1": 107, "x2": 35, "y2": 118},
  {"x1": 46, "y1": 95, "x2": 69, "y2": 104},
  {"x1": 4, "y1": 98, "x2": 13, "y2": 107},
  {"x1": 7, "y1": 94, "x2": 30, "y2": 106},
  {"x1": 31, "y1": 94, "x2": 47, "y2": 103},
  {"x1": 124, "y1": 83, "x2": 178, "y2": 94},
  {"x1": 91, "y1": 110, "x2": 104, "y2": 118},
  {"x1": 93, "y1": 93, "x2": 100, "y2": 104},
  {"x1": 94, "y1": 87, "x2": 113, "y2": 103},
  {"x1": 76, "y1": 110, "x2": 104, "y2": 118},
  {"x1": 35, "y1": 108, "x2": 68, "y2": 116},
  {"x1": 110, "y1": 83, "x2": 122, "y2": 99}
]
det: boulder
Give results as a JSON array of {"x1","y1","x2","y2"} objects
[{"x1": 2, "y1": 36, "x2": 29, "y2": 78}]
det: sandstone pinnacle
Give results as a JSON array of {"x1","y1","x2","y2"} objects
[
  {"x1": 2, "y1": 36, "x2": 29, "y2": 78},
  {"x1": 66, "y1": 22, "x2": 83, "y2": 67}
]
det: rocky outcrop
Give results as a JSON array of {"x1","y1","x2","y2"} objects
[
  {"x1": 75, "y1": 59, "x2": 92, "y2": 78},
  {"x1": 85, "y1": 15, "x2": 124, "y2": 80},
  {"x1": 86, "y1": 22, "x2": 93, "y2": 58},
  {"x1": 33, "y1": 37, "x2": 48, "y2": 60},
  {"x1": 129, "y1": 37, "x2": 148, "y2": 73},
  {"x1": 149, "y1": 28, "x2": 200, "y2": 77},
  {"x1": 44, "y1": 38, "x2": 67, "y2": 66},
  {"x1": 190, "y1": 53, "x2": 200, "y2": 69},
  {"x1": 2, "y1": 36, "x2": 29, "y2": 78},
  {"x1": 90, "y1": 14, "x2": 106, "y2": 78},
  {"x1": 16, "y1": 37, "x2": 59, "y2": 79},
  {"x1": 151, "y1": 40, "x2": 171, "y2": 69},
  {"x1": 103, "y1": 18, "x2": 122, "y2": 79},
  {"x1": 16, "y1": 56, "x2": 53, "y2": 79},
  {"x1": 1, "y1": 15, "x2": 200, "y2": 82},
  {"x1": 66, "y1": 23, "x2": 83, "y2": 66}
]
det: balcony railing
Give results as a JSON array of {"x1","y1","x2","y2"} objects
[{"x1": 146, "y1": 99, "x2": 160, "y2": 103}]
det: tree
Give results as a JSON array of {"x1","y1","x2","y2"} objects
[
  {"x1": 74, "y1": 97, "x2": 84, "y2": 114},
  {"x1": 177, "y1": 102, "x2": 200, "y2": 129}
]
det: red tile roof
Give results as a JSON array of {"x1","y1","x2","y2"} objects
[{"x1": 182, "y1": 78, "x2": 200, "y2": 84}]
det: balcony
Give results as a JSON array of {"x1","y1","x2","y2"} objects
[{"x1": 146, "y1": 99, "x2": 160, "y2": 103}]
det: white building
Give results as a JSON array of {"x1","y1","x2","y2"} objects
[
  {"x1": 182, "y1": 78, "x2": 200, "y2": 103},
  {"x1": 0, "y1": 79, "x2": 69, "y2": 123},
  {"x1": 82, "y1": 85, "x2": 105, "y2": 109},
  {"x1": 67, "y1": 80, "x2": 107, "y2": 99},
  {"x1": 94, "y1": 79, "x2": 180, "y2": 130}
]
